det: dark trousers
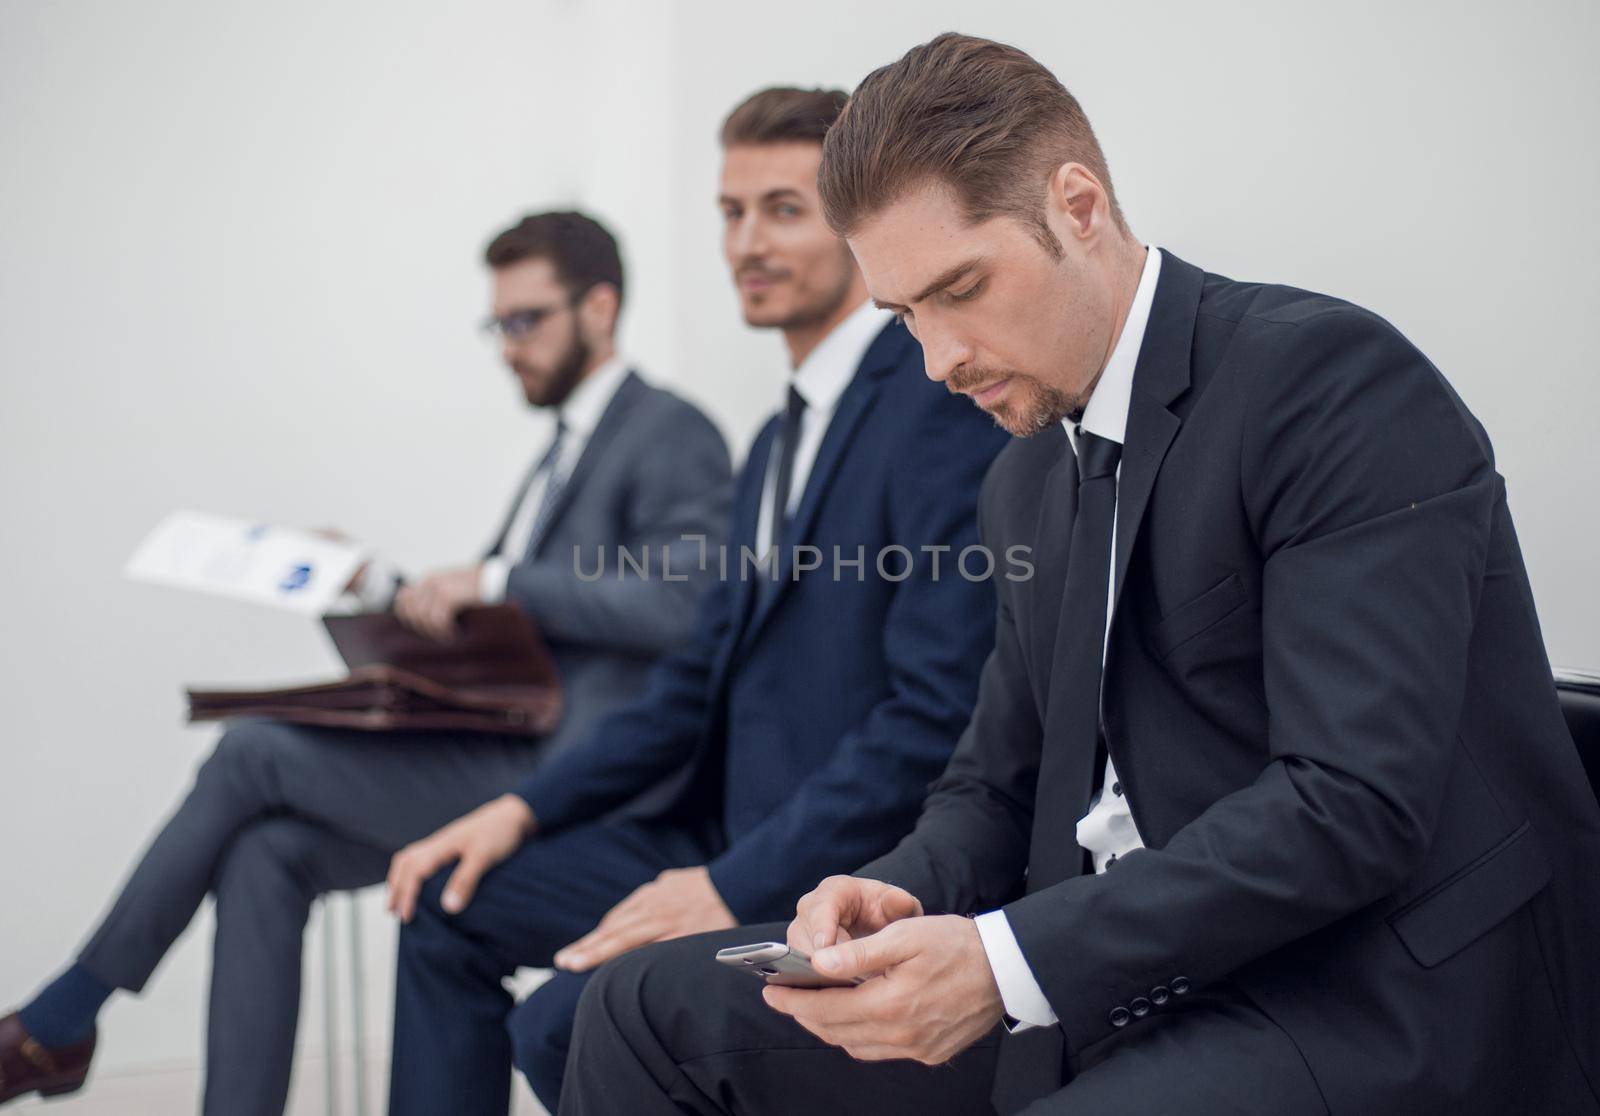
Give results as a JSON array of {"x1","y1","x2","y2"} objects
[
  {"x1": 75, "y1": 718, "x2": 541, "y2": 1116},
  {"x1": 558, "y1": 924, "x2": 1330, "y2": 1116},
  {"x1": 387, "y1": 818, "x2": 710, "y2": 1116}
]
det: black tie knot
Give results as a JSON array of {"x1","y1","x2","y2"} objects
[
  {"x1": 1075, "y1": 427, "x2": 1122, "y2": 481},
  {"x1": 786, "y1": 385, "x2": 807, "y2": 422}
]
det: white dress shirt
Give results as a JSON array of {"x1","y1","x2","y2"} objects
[
  {"x1": 754, "y1": 299, "x2": 893, "y2": 564},
  {"x1": 974, "y1": 246, "x2": 1164, "y2": 1029}
]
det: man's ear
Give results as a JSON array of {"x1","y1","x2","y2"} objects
[
  {"x1": 579, "y1": 282, "x2": 621, "y2": 340},
  {"x1": 1047, "y1": 162, "x2": 1111, "y2": 244}
]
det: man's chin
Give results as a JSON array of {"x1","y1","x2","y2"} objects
[
  {"x1": 981, "y1": 398, "x2": 1061, "y2": 439},
  {"x1": 740, "y1": 303, "x2": 789, "y2": 329}
]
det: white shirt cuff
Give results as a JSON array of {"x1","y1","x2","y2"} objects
[
  {"x1": 479, "y1": 557, "x2": 511, "y2": 604},
  {"x1": 974, "y1": 910, "x2": 1058, "y2": 1031}
]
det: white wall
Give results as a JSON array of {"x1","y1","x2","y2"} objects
[{"x1": 2, "y1": 0, "x2": 1596, "y2": 1108}]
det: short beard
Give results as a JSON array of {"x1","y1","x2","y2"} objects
[
  {"x1": 948, "y1": 365, "x2": 1076, "y2": 438},
  {"x1": 524, "y1": 331, "x2": 591, "y2": 409}
]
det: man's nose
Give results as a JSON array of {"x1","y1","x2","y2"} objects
[
  {"x1": 732, "y1": 214, "x2": 768, "y2": 259},
  {"x1": 919, "y1": 326, "x2": 970, "y2": 385}
]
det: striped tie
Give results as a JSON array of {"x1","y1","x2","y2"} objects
[{"x1": 523, "y1": 419, "x2": 569, "y2": 559}]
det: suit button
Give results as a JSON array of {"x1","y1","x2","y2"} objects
[
  {"x1": 1108, "y1": 1006, "x2": 1131, "y2": 1028},
  {"x1": 1171, "y1": 976, "x2": 1191, "y2": 996},
  {"x1": 1130, "y1": 997, "x2": 1151, "y2": 1018},
  {"x1": 1150, "y1": 985, "x2": 1171, "y2": 1006},
  {"x1": 1112, "y1": 782, "x2": 1123, "y2": 796}
]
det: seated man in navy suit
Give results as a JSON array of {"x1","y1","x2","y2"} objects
[{"x1": 380, "y1": 87, "x2": 1012, "y2": 1116}]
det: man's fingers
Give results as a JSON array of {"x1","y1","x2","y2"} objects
[
  {"x1": 763, "y1": 983, "x2": 887, "y2": 1029},
  {"x1": 797, "y1": 878, "x2": 859, "y2": 951},
  {"x1": 393, "y1": 586, "x2": 429, "y2": 633},
  {"x1": 555, "y1": 919, "x2": 655, "y2": 973},
  {"x1": 877, "y1": 888, "x2": 923, "y2": 924},
  {"x1": 441, "y1": 852, "x2": 488, "y2": 914},
  {"x1": 813, "y1": 923, "x2": 912, "y2": 980},
  {"x1": 387, "y1": 848, "x2": 421, "y2": 921}
]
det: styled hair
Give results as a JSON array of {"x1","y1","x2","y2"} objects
[
  {"x1": 720, "y1": 86, "x2": 850, "y2": 147},
  {"x1": 818, "y1": 33, "x2": 1125, "y2": 248},
  {"x1": 483, "y1": 210, "x2": 625, "y2": 305}
]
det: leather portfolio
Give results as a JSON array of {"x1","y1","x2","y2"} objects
[{"x1": 186, "y1": 605, "x2": 562, "y2": 737}]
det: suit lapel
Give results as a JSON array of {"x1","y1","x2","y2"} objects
[
  {"x1": 1107, "y1": 252, "x2": 1203, "y2": 623},
  {"x1": 737, "y1": 323, "x2": 909, "y2": 647},
  {"x1": 527, "y1": 370, "x2": 645, "y2": 559},
  {"x1": 708, "y1": 418, "x2": 777, "y2": 696}
]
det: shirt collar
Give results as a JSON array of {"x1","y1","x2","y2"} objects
[
  {"x1": 790, "y1": 298, "x2": 894, "y2": 414},
  {"x1": 1065, "y1": 246, "x2": 1163, "y2": 453},
  {"x1": 557, "y1": 355, "x2": 630, "y2": 436}
]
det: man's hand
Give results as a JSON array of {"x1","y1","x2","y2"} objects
[
  {"x1": 553, "y1": 866, "x2": 736, "y2": 973},
  {"x1": 394, "y1": 566, "x2": 483, "y2": 641},
  {"x1": 386, "y1": 794, "x2": 535, "y2": 922},
  {"x1": 764, "y1": 914, "x2": 1004, "y2": 1066},
  {"x1": 787, "y1": 875, "x2": 925, "y2": 954}
]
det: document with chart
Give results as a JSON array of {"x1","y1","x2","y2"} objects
[{"x1": 124, "y1": 510, "x2": 368, "y2": 615}]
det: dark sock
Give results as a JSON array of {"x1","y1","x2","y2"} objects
[{"x1": 17, "y1": 964, "x2": 112, "y2": 1049}]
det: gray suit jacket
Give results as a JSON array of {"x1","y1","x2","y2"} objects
[{"x1": 485, "y1": 370, "x2": 731, "y2": 759}]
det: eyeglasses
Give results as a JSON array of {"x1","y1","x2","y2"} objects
[{"x1": 480, "y1": 299, "x2": 574, "y2": 342}]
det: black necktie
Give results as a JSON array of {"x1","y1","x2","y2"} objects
[
  {"x1": 523, "y1": 418, "x2": 569, "y2": 559},
  {"x1": 768, "y1": 386, "x2": 808, "y2": 564},
  {"x1": 1027, "y1": 426, "x2": 1122, "y2": 891}
]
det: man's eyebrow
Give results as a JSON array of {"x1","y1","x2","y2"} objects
[
  {"x1": 718, "y1": 188, "x2": 805, "y2": 206},
  {"x1": 875, "y1": 259, "x2": 985, "y2": 312}
]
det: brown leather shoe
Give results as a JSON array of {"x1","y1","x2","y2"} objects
[{"x1": 0, "y1": 1012, "x2": 95, "y2": 1105}]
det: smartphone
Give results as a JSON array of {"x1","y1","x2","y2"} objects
[{"x1": 714, "y1": 941, "x2": 864, "y2": 988}]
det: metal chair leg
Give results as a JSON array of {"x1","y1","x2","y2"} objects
[
  {"x1": 323, "y1": 899, "x2": 342, "y2": 1116},
  {"x1": 349, "y1": 895, "x2": 369, "y2": 1116}
]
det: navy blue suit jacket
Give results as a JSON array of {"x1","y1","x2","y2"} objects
[{"x1": 515, "y1": 321, "x2": 1011, "y2": 921}]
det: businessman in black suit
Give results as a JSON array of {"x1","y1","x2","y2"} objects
[
  {"x1": 0, "y1": 212, "x2": 730, "y2": 1114},
  {"x1": 380, "y1": 88, "x2": 1009, "y2": 1116},
  {"x1": 558, "y1": 34, "x2": 1600, "y2": 1116}
]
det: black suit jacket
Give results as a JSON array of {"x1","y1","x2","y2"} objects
[{"x1": 862, "y1": 251, "x2": 1600, "y2": 1113}]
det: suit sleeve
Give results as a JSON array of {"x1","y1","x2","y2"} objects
[
  {"x1": 852, "y1": 454, "x2": 1041, "y2": 915},
  {"x1": 512, "y1": 543, "x2": 736, "y2": 833},
  {"x1": 504, "y1": 405, "x2": 731, "y2": 656},
  {"x1": 1001, "y1": 308, "x2": 1498, "y2": 1054},
  {"x1": 705, "y1": 396, "x2": 1007, "y2": 922}
]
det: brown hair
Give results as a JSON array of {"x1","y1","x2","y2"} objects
[
  {"x1": 720, "y1": 86, "x2": 849, "y2": 148},
  {"x1": 483, "y1": 210, "x2": 625, "y2": 305},
  {"x1": 818, "y1": 33, "x2": 1125, "y2": 250}
]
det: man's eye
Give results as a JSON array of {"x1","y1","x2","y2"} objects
[
  {"x1": 950, "y1": 281, "x2": 984, "y2": 303},
  {"x1": 776, "y1": 205, "x2": 800, "y2": 218}
]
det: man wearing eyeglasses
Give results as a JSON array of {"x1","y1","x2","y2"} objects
[{"x1": 0, "y1": 210, "x2": 732, "y2": 1116}]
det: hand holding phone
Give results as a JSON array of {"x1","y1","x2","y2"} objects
[{"x1": 714, "y1": 941, "x2": 865, "y2": 988}]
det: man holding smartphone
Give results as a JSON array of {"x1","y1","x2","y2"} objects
[
  {"x1": 556, "y1": 33, "x2": 1600, "y2": 1116},
  {"x1": 380, "y1": 87, "x2": 1010, "y2": 1116}
]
